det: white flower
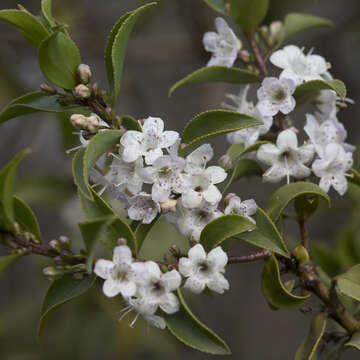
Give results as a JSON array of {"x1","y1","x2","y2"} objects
[
  {"x1": 312, "y1": 143, "x2": 353, "y2": 195},
  {"x1": 304, "y1": 113, "x2": 355, "y2": 157},
  {"x1": 270, "y1": 45, "x2": 328, "y2": 86},
  {"x1": 127, "y1": 192, "x2": 161, "y2": 224},
  {"x1": 257, "y1": 77, "x2": 296, "y2": 117},
  {"x1": 139, "y1": 155, "x2": 189, "y2": 202},
  {"x1": 169, "y1": 200, "x2": 223, "y2": 241},
  {"x1": 94, "y1": 245, "x2": 144, "y2": 298},
  {"x1": 179, "y1": 244, "x2": 229, "y2": 294},
  {"x1": 203, "y1": 17, "x2": 241, "y2": 68},
  {"x1": 224, "y1": 195, "x2": 257, "y2": 224},
  {"x1": 120, "y1": 117, "x2": 179, "y2": 165},
  {"x1": 185, "y1": 143, "x2": 214, "y2": 172},
  {"x1": 257, "y1": 129, "x2": 315, "y2": 183},
  {"x1": 223, "y1": 85, "x2": 273, "y2": 148}
]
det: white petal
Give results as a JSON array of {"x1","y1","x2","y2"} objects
[
  {"x1": 279, "y1": 96, "x2": 296, "y2": 115},
  {"x1": 94, "y1": 259, "x2": 114, "y2": 280},
  {"x1": 297, "y1": 144, "x2": 315, "y2": 164},
  {"x1": 161, "y1": 270, "x2": 181, "y2": 292},
  {"x1": 142, "y1": 117, "x2": 164, "y2": 136},
  {"x1": 144, "y1": 314, "x2": 166, "y2": 329},
  {"x1": 205, "y1": 166, "x2": 227, "y2": 184},
  {"x1": 263, "y1": 164, "x2": 287, "y2": 183},
  {"x1": 182, "y1": 189, "x2": 203, "y2": 208},
  {"x1": 184, "y1": 277, "x2": 206, "y2": 294},
  {"x1": 179, "y1": 257, "x2": 194, "y2": 277},
  {"x1": 152, "y1": 183, "x2": 170, "y2": 203},
  {"x1": 119, "y1": 280, "x2": 137, "y2": 297},
  {"x1": 145, "y1": 148, "x2": 163, "y2": 165},
  {"x1": 203, "y1": 184, "x2": 222, "y2": 204},
  {"x1": 159, "y1": 131, "x2": 180, "y2": 148},
  {"x1": 240, "y1": 199, "x2": 258, "y2": 216},
  {"x1": 308, "y1": 54, "x2": 327, "y2": 76},
  {"x1": 270, "y1": 45, "x2": 302, "y2": 70},
  {"x1": 160, "y1": 293, "x2": 180, "y2": 314},
  {"x1": 103, "y1": 279, "x2": 122, "y2": 297},
  {"x1": 207, "y1": 274, "x2": 230, "y2": 294},
  {"x1": 113, "y1": 245, "x2": 132, "y2": 265},
  {"x1": 203, "y1": 32, "x2": 219, "y2": 52},
  {"x1": 188, "y1": 244, "x2": 206, "y2": 262},
  {"x1": 257, "y1": 99, "x2": 279, "y2": 117},
  {"x1": 187, "y1": 144, "x2": 214, "y2": 167},
  {"x1": 318, "y1": 176, "x2": 331, "y2": 193},
  {"x1": 207, "y1": 247, "x2": 228, "y2": 269},
  {"x1": 276, "y1": 129, "x2": 298, "y2": 150},
  {"x1": 145, "y1": 261, "x2": 161, "y2": 281},
  {"x1": 257, "y1": 144, "x2": 280, "y2": 165},
  {"x1": 332, "y1": 175, "x2": 348, "y2": 195},
  {"x1": 122, "y1": 144, "x2": 141, "y2": 163}
]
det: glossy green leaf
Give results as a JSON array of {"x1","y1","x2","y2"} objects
[
  {"x1": 311, "y1": 243, "x2": 341, "y2": 276},
  {"x1": 13, "y1": 196, "x2": 41, "y2": 241},
  {"x1": 0, "y1": 254, "x2": 21, "y2": 275},
  {"x1": 78, "y1": 189, "x2": 137, "y2": 253},
  {"x1": 72, "y1": 148, "x2": 89, "y2": 200},
  {"x1": 38, "y1": 32, "x2": 82, "y2": 89},
  {"x1": 41, "y1": 0, "x2": 56, "y2": 28},
  {"x1": 164, "y1": 289, "x2": 231, "y2": 355},
  {"x1": 109, "y1": 2, "x2": 157, "y2": 103},
  {"x1": 0, "y1": 149, "x2": 31, "y2": 227},
  {"x1": 203, "y1": 0, "x2": 226, "y2": 13},
  {"x1": 169, "y1": 66, "x2": 260, "y2": 97},
  {"x1": 79, "y1": 216, "x2": 114, "y2": 273},
  {"x1": 294, "y1": 79, "x2": 346, "y2": 104},
  {"x1": 336, "y1": 225, "x2": 360, "y2": 267},
  {"x1": 345, "y1": 332, "x2": 360, "y2": 351},
  {"x1": 237, "y1": 208, "x2": 289, "y2": 257},
  {"x1": 200, "y1": 214, "x2": 255, "y2": 251},
  {"x1": 180, "y1": 110, "x2": 262, "y2": 156},
  {"x1": 230, "y1": 0, "x2": 269, "y2": 33},
  {"x1": 266, "y1": 182, "x2": 330, "y2": 222},
  {"x1": 120, "y1": 115, "x2": 142, "y2": 131},
  {"x1": 283, "y1": 13, "x2": 333, "y2": 43},
  {"x1": 135, "y1": 214, "x2": 160, "y2": 253},
  {"x1": 226, "y1": 141, "x2": 268, "y2": 162},
  {"x1": 295, "y1": 313, "x2": 327, "y2": 360},
  {"x1": 0, "y1": 9, "x2": 49, "y2": 47},
  {"x1": 262, "y1": 255, "x2": 310, "y2": 309},
  {"x1": 294, "y1": 195, "x2": 319, "y2": 221},
  {"x1": 38, "y1": 274, "x2": 96, "y2": 340},
  {"x1": 222, "y1": 159, "x2": 263, "y2": 193},
  {"x1": 0, "y1": 91, "x2": 90, "y2": 124},
  {"x1": 83, "y1": 130, "x2": 123, "y2": 200},
  {"x1": 336, "y1": 264, "x2": 360, "y2": 302}
]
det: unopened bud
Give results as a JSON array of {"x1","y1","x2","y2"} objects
[
  {"x1": 169, "y1": 245, "x2": 181, "y2": 259},
  {"x1": 77, "y1": 64, "x2": 92, "y2": 84},
  {"x1": 160, "y1": 199, "x2": 177, "y2": 213},
  {"x1": 268, "y1": 21, "x2": 283, "y2": 47},
  {"x1": 224, "y1": 193, "x2": 236, "y2": 207},
  {"x1": 43, "y1": 266, "x2": 65, "y2": 279},
  {"x1": 239, "y1": 49, "x2": 251, "y2": 63},
  {"x1": 70, "y1": 114, "x2": 101, "y2": 133},
  {"x1": 74, "y1": 84, "x2": 92, "y2": 98},
  {"x1": 40, "y1": 82, "x2": 57, "y2": 95},
  {"x1": 218, "y1": 154, "x2": 232, "y2": 170},
  {"x1": 70, "y1": 114, "x2": 87, "y2": 128},
  {"x1": 49, "y1": 239, "x2": 62, "y2": 253},
  {"x1": 259, "y1": 25, "x2": 269, "y2": 40},
  {"x1": 59, "y1": 236, "x2": 70, "y2": 250},
  {"x1": 293, "y1": 245, "x2": 310, "y2": 267},
  {"x1": 117, "y1": 237, "x2": 127, "y2": 246}
]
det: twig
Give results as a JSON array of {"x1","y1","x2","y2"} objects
[{"x1": 228, "y1": 249, "x2": 272, "y2": 264}]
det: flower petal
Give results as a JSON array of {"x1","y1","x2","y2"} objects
[
  {"x1": 94, "y1": 259, "x2": 114, "y2": 280},
  {"x1": 207, "y1": 246, "x2": 228, "y2": 269},
  {"x1": 205, "y1": 166, "x2": 227, "y2": 184},
  {"x1": 184, "y1": 277, "x2": 206, "y2": 294},
  {"x1": 103, "y1": 279, "x2": 122, "y2": 297},
  {"x1": 207, "y1": 273, "x2": 230, "y2": 294},
  {"x1": 188, "y1": 244, "x2": 206, "y2": 262},
  {"x1": 160, "y1": 293, "x2": 180, "y2": 314},
  {"x1": 113, "y1": 245, "x2": 133, "y2": 265},
  {"x1": 161, "y1": 270, "x2": 182, "y2": 292}
]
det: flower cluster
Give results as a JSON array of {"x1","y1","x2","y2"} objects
[{"x1": 94, "y1": 244, "x2": 229, "y2": 328}]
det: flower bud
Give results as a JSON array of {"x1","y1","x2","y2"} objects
[
  {"x1": 49, "y1": 239, "x2": 62, "y2": 253},
  {"x1": 117, "y1": 237, "x2": 127, "y2": 245},
  {"x1": 224, "y1": 192, "x2": 236, "y2": 207},
  {"x1": 43, "y1": 266, "x2": 65, "y2": 280},
  {"x1": 70, "y1": 114, "x2": 101, "y2": 133},
  {"x1": 293, "y1": 245, "x2": 310, "y2": 267},
  {"x1": 218, "y1": 154, "x2": 232, "y2": 170},
  {"x1": 40, "y1": 82, "x2": 57, "y2": 95},
  {"x1": 268, "y1": 21, "x2": 283, "y2": 46},
  {"x1": 74, "y1": 84, "x2": 92, "y2": 98},
  {"x1": 59, "y1": 236, "x2": 70, "y2": 250},
  {"x1": 239, "y1": 49, "x2": 251, "y2": 63},
  {"x1": 77, "y1": 64, "x2": 92, "y2": 84}
]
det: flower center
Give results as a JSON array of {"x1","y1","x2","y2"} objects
[
  {"x1": 151, "y1": 281, "x2": 164, "y2": 295},
  {"x1": 194, "y1": 186, "x2": 203, "y2": 192},
  {"x1": 273, "y1": 88, "x2": 286, "y2": 102},
  {"x1": 199, "y1": 261, "x2": 209, "y2": 272},
  {"x1": 159, "y1": 166, "x2": 171, "y2": 177}
]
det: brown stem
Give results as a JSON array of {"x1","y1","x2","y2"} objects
[
  {"x1": 228, "y1": 249, "x2": 272, "y2": 264},
  {"x1": 247, "y1": 32, "x2": 268, "y2": 78},
  {"x1": 299, "y1": 218, "x2": 310, "y2": 252}
]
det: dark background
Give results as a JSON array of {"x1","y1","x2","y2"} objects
[{"x1": 0, "y1": 0, "x2": 360, "y2": 359}]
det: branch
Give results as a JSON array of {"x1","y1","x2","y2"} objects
[
  {"x1": 247, "y1": 32, "x2": 268, "y2": 78},
  {"x1": 228, "y1": 249, "x2": 272, "y2": 264}
]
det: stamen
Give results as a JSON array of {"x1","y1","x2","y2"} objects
[
  {"x1": 129, "y1": 313, "x2": 140, "y2": 328},
  {"x1": 284, "y1": 155, "x2": 290, "y2": 184},
  {"x1": 119, "y1": 307, "x2": 133, "y2": 321}
]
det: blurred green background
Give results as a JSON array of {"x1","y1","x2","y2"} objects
[{"x1": 1, "y1": 0, "x2": 360, "y2": 358}]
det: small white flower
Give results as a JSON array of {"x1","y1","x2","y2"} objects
[
  {"x1": 223, "y1": 85, "x2": 273, "y2": 148},
  {"x1": 120, "y1": 117, "x2": 179, "y2": 165},
  {"x1": 257, "y1": 77, "x2": 296, "y2": 117},
  {"x1": 270, "y1": 45, "x2": 328, "y2": 86},
  {"x1": 185, "y1": 143, "x2": 214, "y2": 173},
  {"x1": 312, "y1": 143, "x2": 353, "y2": 195},
  {"x1": 304, "y1": 113, "x2": 355, "y2": 157},
  {"x1": 224, "y1": 195, "x2": 257, "y2": 224},
  {"x1": 203, "y1": 17, "x2": 241, "y2": 68},
  {"x1": 139, "y1": 155, "x2": 189, "y2": 202},
  {"x1": 257, "y1": 129, "x2": 315, "y2": 183},
  {"x1": 94, "y1": 245, "x2": 144, "y2": 298},
  {"x1": 179, "y1": 244, "x2": 229, "y2": 294},
  {"x1": 127, "y1": 192, "x2": 161, "y2": 224}
]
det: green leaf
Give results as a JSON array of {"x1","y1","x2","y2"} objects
[
  {"x1": 311, "y1": 243, "x2": 341, "y2": 276},
  {"x1": 0, "y1": 91, "x2": 90, "y2": 124},
  {"x1": 266, "y1": 182, "x2": 330, "y2": 222},
  {"x1": 222, "y1": 159, "x2": 263, "y2": 193},
  {"x1": 230, "y1": 0, "x2": 269, "y2": 33},
  {"x1": 294, "y1": 79, "x2": 346, "y2": 105},
  {"x1": 41, "y1": 0, "x2": 57, "y2": 28},
  {"x1": 283, "y1": 13, "x2": 333, "y2": 43},
  {"x1": 336, "y1": 264, "x2": 360, "y2": 302},
  {"x1": 38, "y1": 274, "x2": 96, "y2": 340},
  {"x1": 237, "y1": 208, "x2": 289, "y2": 257},
  {"x1": 0, "y1": 149, "x2": 31, "y2": 227},
  {"x1": 294, "y1": 195, "x2": 319, "y2": 221},
  {"x1": 0, "y1": 254, "x2": 21, "y2": 275},
  {"x1": 72, "y1": 148, "x2": 89, "y2": 200},
  {"x1": 120, "y1": 115, "x2": 142, "y2": 131},
  {"x1": 169, "y1": 66, "x2": 260, "y2": 97},
  {"x1": 109, "y1": 2, "x2": 157, "y2": 103},
  {"x1": 226, "y1": 141, "x2": 268, "y2": 162},
  {"x1": 79, "y1": 216, "x2": 114, "y2": 273},
  {"x1": 135, "y1": 215, "x2": 160, "y2": 253},
  {"x1": 38, "y1": 32, "x2": 82, "y2": 89},
  {"x1": 83, "y1": 130, "x2": 123, "y2": 200},
  {"x1": 203, "y1": 0, "x2": 226, "y2": 13},
  {"x1": 13, "y1": 196, "x2": 41, "y2": 241},
  {"x1": 164, "y1": 289, "x2": 231, "y2": 355},
  {"x1": 180, "y1": 110, "x2": 262, "y2": 156},
  {"x1": 261, "y1": 255, "x2": 310, "y2": 309},
  {"x1": 200, "y1": 214, "x2": 255, "y2": 251},
  {"x1": 295, "y1": 313, "x2": 327, "y2": 360},
  {"x1": 0, "y1": 9, "x2": 49, "y2": 47},
  {"x1": 345, "y1": 332, "x2": 360, "y2": 351},
  {"x1": 78, "y1": 189, "x2": 137, "y2": 253}
]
